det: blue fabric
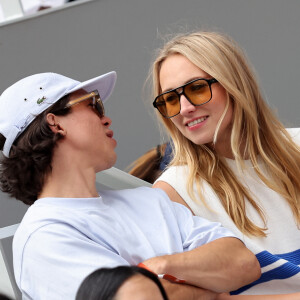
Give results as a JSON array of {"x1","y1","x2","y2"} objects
[
  {"x1": 159, "y1": 141, "x2": 173, "y2": 170},
  {"x1": 231, "y1": 250, "x2": 300, "y2": 295}
]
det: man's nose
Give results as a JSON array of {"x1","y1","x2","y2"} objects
[{"x1": 101, "y1": 115, "x2": 112, "y2": 127}]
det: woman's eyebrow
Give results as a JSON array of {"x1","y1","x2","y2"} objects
[{"x1": 161, "y1": 77, "x2": 206, "y2": 93}]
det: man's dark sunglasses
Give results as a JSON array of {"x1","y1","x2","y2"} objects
[{"x1": 65, "y1": 90, "x2": 105, "y2": 118}]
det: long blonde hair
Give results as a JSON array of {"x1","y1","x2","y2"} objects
[{"x1": 151, "y1": 31, "x2": 300, "y2": 237}]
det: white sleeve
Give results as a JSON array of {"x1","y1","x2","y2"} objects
[
  {"x1": 171, "y1": 201, "x2": 238, "y2": 251},
  {"x1": 19, "y1": 222, "x2": 129, "y2": 300}
]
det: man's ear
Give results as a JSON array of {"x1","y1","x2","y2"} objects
[{"x1": 46, "y1": 113, "x2": 67, "y2": 136}]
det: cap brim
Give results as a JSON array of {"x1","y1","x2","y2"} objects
[{"x1": 68, "y1": 71, "x2": 117, "y2": 103}]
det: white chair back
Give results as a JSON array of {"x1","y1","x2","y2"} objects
[{"x1": 0, "y1": 224, "x2": 21, "y2": 299}]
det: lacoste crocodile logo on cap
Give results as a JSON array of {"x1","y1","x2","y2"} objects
[{"x1": 37, "y1": 96, "x2": 46, "y2": 104}]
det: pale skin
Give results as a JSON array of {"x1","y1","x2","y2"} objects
[{"x1": 153, "y1": 54, "x2": 300, "y2": 298}]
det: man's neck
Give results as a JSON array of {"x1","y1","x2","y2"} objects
[{"x1": 39, "y1": 157, "x2": 99, "y2": 199}]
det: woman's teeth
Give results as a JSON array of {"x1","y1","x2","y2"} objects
[{"x1": 187, "y1": 116, "x2": 207, "y2": 127}]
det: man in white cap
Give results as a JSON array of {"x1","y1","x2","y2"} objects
[{"x1": 0, "y1": 72, "x2": 260, "y2": 300}]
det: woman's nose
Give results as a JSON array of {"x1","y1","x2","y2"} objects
[{"x1": 179, "y1": 95, "x2": 196, "y2": 116}]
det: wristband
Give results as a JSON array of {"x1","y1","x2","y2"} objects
[
  {"x1": 138, "y1": 263, "x2": 186, "y2": 284},
  {"x1": 158, "y1": 273, "x2": 186, "y2": 284}
]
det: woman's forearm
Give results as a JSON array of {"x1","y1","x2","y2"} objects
[{"x1": 142, "y1": 237, "x2": 260, "y2": 292}]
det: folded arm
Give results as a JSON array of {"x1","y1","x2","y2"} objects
[
  {"x1": 142, "y1": 237, "x2": 260, "y2": 293},
  {"x1": 146, "y1": 183, "x2": 260, "y2": 292}
]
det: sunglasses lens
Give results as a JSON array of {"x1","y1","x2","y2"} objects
[
  {"x1": 185, "y1": 79, "x2": 211, "y2": 105},
  {"x1": 95, "y1": 100, "x2": 105, "y2": 118},
  {"x1": 155, "y1": 91, "x2": 180, "y2": 118}
]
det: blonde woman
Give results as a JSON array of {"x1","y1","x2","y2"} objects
[{"x1": 151, "y1": 31, "x2": 300, "y2": 299}]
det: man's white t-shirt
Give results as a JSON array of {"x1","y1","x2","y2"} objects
[{"x1": 13, "y1": 186, "x2": 236, "y2": 300}]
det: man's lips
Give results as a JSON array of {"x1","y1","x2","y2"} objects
[{"x1": 106, "y1": 130, "x2": 114, "y2": 138}]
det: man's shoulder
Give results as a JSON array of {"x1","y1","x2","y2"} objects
[
  {"x1": 99, "y1": 186, "x2": 168, "y2": 199},
  {"x1": 99, "y1": 186, "x2": 172, "y2": 208}
]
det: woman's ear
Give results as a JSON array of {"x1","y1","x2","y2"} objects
[{"x1": 46, "y1": 113, "x2": 67, "y2": 136}]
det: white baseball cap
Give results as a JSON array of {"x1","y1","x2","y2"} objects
[{"x1": 0, "y1": 71, "x2": 117, "y2": 157}]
